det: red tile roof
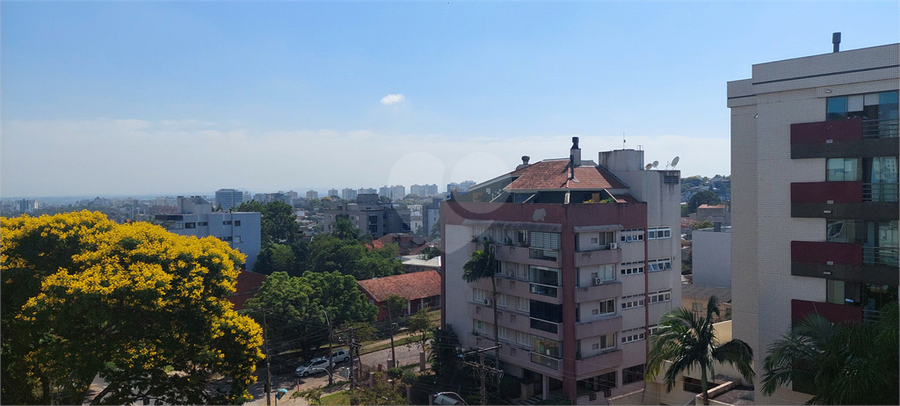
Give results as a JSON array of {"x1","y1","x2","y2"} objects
[
  {"x1": 505, "y1": 160, "x2": 626, "y2": 191},
  {"x1": 357, "y1": 270, "x2": 441, "y2": 302},
  {"x1": 228, "y1": 271, "x2": 267, "y2": 311}
]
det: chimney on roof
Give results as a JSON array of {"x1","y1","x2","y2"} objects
[
  {"x1": 570, "y1": 137, "x2": 581, "y2": 167},
  {"x1": 832, "y1": 32, "x2": 841, "y2": 53},
  {"x1": 516, "y1": 156, "x2": 531, "y2": 170}
]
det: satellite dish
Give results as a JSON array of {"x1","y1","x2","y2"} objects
[
  {"x1": 652, "y1": 160, "x2": 659, "y2": 169},
  {"x1": 671, "y1": 156, "x2": 680, "y2": 168},
  {"x1": 645, "y1": 164, "x2": 652, "y2": 170}
]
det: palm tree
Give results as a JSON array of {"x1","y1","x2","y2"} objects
[
  {"x1": 462, "y1": 238, "x2": 500, "y2": 379},
  {"x1": 761, "y1": 302, "x2": 898, "y2": 405},
  {"x1": 646, "y1": 295, "x2": 755, "y2": 405}
]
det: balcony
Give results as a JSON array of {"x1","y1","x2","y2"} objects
[
  {"x1": 791, "y1": 299, "x2": 861, "y2": 324},
  {"x1": 791, "y1": 181, "x2": 898, "y2": 220},
  {"x1": 530, "y1": 352, "x2": 561, "y2": 371},
  {"x1": 791, "y1": 241, "x2": 898, "y2": 285},
  {"x1": 574, "y1": 315, "x2": 622, "y2": 340},
  {"x1": 791, "y1": 118, "x2": 899, "y2": 159},
  {"x1": 574, "y1": 247, "x2": 621, "y2": 268},
  {"x1": 573, "y1": 280, "x2": 623, "y2": 303},
  {"x1": 576, "y1": 349, "x2": 623, "y2": 378}
]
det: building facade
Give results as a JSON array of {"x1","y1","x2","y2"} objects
[
  {"x1": 156, "y1": 196, "x2": 262, "y2": 271},
  {"x1": 441, "y1": 139, "x2": 681, "y2": 403},
  {"x1": 215, "y1": 188, "x2": 245, "y2": 211},
  {"x1": 728, "y1": 41, "x2": 898, "y2": 404}
]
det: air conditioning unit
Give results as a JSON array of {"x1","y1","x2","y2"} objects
[
  {"x1": 506, "y1": 271, "x2": 513, "y2": 277},
  {"x1": 504, "y1": 237, "x2": 513, "y2": 245},
  {"x1": 609, "y1": 243, "x2": 618, "y2": 249},
  {"x1": 593, "y1": 278, "x2": 603, "y2": 286},
  {"x1": 484, "y1": 299, "x2": 492, "y2": 306}
]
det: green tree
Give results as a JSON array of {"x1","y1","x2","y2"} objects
[
  {"x1": 686, "y1": 190, "x2": 722, "y2": 214},
  {"x1": 692, "y1": 220, "x2": 715, "y2": 230},
  {"x1": 462, "y1": 239, "x2": 500, "y2": 371},
  {"x1": 307, "y1": 234, "x2": 400, "y2": 280},
  {"x1": 761, "y1": 303, "x2": 899, "y2": 405},
  {"x1": 254, "y1": 243, "x2": 298, "y2": 276},
  {"x1": 429, "y1": 325, "x2": 462, "y2": 378},
  {"x1": 1, "y1": 212, "x2": 263, "y2": 405},
  {"x1": 419, "y1": 246, "x2": 442, "y2": 260},
  {"x1": 384, "y1": 294, "x2": 407, "y2": 366},
  {"x1": 646, "y1": 296, "x2": 755, "y2": 405},
  {"x1": 407, "y1": 309, "x2": 435, "y2": 353},
  {"x1": 330, "y1": 217, "x2": 360, "y2": 240},
  {"x1": 246, "y1": 271, "x2": 376, "y2": 360},
  {"x1": 234, "y1": 201, "x2": 302, "y2": 245},
  {"x1": 350, "y1": 372, "x2": 406, "y2": 405}
]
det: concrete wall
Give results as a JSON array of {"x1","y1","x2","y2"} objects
[{"x1": 692, "y1": 228, "x2": 731, "y2": 287}]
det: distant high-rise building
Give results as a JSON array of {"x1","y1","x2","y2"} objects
[
  {"x1": 458, "y1": 180, "x2": 476, "y2": 192},
  {"x1": 15, "y1": 199, "x2": 37, "y2": 213},
  {"x1": 342, "y1": 188, "x2": 358, "y2": 200},
  {"x1": 728, "y1": 42, "x2": 898, "y2": 404},
  {"x1": 216, "y1": 189, "x2": 245, "y2": 211},
  {"x1": 358, "y1": 187, "x2": 377, "y2": 195},
  {"x1": 379, "y1": 185, "x2": 391, "y2": 199},
  {"x1": 410, "y1": 184, "x2": 423, "y2": 197},
  {"x1": 446, "y1": 182, "x2": 459, "y2": 193},
  {"x1": 306, "y1": 190, "x2": 319, "y2": 199},
  {"x1": 391, "y1": 185, "x2": 406, "y2": 200},
  {"x1": 328, "y1": 189, "x2": 340, "y2": 199}
]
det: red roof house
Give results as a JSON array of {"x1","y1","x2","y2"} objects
[{"x1": 357, "y1": 270, "x2": 441, "y2": 321}]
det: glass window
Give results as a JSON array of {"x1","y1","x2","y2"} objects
[
  {"x1": 827, "y1": 158, "x2": 859, "y2": 181},
  {"x1": 827, "y1": 96, "x2": 847, "y2": 120}
]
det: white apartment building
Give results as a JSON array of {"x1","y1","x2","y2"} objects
[{"x1": 728, "y1": 40, "x2": 898, "y2": 404}]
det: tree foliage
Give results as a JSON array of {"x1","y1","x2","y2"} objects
[
  {"x1": 686, "y1": 190, "x2": 722, "y2": 214},
  {"x1": 429, "y1": 325, "x2": 462, "y2": 378},
  {"x1": 234, "y1": 200, "x2": 302, "y2": 245},
  {"x1": 244, "y1": 271, "x2": 376, "y2": 359},
  {"x1": 407, "y1": 309, "x2": 435, "y2": 353},
  {"x1": 646, "y1": 296, "x2": 755, "y2": 405},
  {"x1": 307, "y1": 234, "x2": 401, "y2": 280},
  {"x1": 350, "y1": 372, "x2": 406, "y2": 405},
  {"x1": 1, "y1": 211, "x2": 263, "y2": 405},
  {"x1": 253, "y1": 243, "x2": 298, "y2": 276},
  {"x1": 761, "y1": 303, "x2": 899, "y2": 405},
  {"x1": 462, "y1": 239, "x2": 501, "y2": 372}
]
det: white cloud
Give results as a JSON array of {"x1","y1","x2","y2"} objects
[{"x1": 380, "y1": 94, "x2": 405, "y2": 105}]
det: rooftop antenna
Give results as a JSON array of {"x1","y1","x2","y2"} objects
[
  {"x1": 652, "y1": 160, "x2": 659, "y2": 169},
  {"x1": 667, "y1": 156, "x2": 680, "y2": 169},
  {"x1": 622, "y1": 133, "x2": 626, "y2": 150}
]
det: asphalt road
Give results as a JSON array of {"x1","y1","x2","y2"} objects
[{"x1": 245, "y1": 340, "x2": 429, "y2": 406}]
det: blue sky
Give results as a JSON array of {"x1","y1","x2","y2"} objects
[{"x1": 2, "y1": 1, "x2": 898, "y2": 197}]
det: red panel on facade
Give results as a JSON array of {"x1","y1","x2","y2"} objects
[
  {"x1": 791, "y1": 241, "x2": 863, "y2": 266},
  {"x1": 791, "y1": 299, "x2": 862, "y2": 324},
  {"x1": 790, "y1": 118, "x2": 862, "y2": 145},
  {"x1": 791, "y1": 181, "x2": 862, "y2": 204}
]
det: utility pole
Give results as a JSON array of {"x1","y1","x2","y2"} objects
[
  {"x1": 262, "y1": 309, "x2": 272, "y2": 406},
  {"x1": 462, "y1": 345, "x2": 503, "y2": 405},
  {"x1": 323, "y1": 310, "x2": 334, "y2": 385}
]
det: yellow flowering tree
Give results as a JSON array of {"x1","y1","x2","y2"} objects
[{"x1": 1, "y1": 211, "x2": 264, "y2": 405}]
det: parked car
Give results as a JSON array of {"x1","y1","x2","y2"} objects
[
  {"x1": 331, "y1": 349, "x2": 350, "y2": 363},
  {"x1": 295, "y1": 357, "x2": 331, "y2": 377}
]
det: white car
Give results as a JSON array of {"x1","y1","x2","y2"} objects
[
  {"x1": 295, "y1": 357, "x2": 331, "y2": 377},
  {"x1": 331, "y1": 349, "x2": 350, "y2": 363}
]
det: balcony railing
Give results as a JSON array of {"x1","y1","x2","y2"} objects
[
  {"x1": 862, "y1": 183, "x2": 899, "y2": 202},
  {"x1": 863, "y1": 246, "x2": 899, "y2": 266},
  {"x1": 530, "y1": 352, "x2": 561, "y2": 371},
  {"x1": 529, "y1": 283, "x2": 558, "y2": 298},
  {"x1": 862, "y1": 118, "x2": 899, "y2": 138},
  {"x1": 530, "y1": 318, "x2": 559, "y2": 334}
]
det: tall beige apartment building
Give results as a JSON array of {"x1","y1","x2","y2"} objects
[{"x1": 728, "y1": 40, "x2": 898, "y2": 404}]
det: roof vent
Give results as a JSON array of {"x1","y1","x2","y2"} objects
[
  {"x1": 832, "y1": 32, "x2": 841, "y2": 53},
  {"x1": 516, "y1": 156, "x2": 531, "y2": 171}
]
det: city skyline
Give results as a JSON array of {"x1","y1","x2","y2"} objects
[{"x1": 3, "y1": 1, "x2": 897, "y2": 197}]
